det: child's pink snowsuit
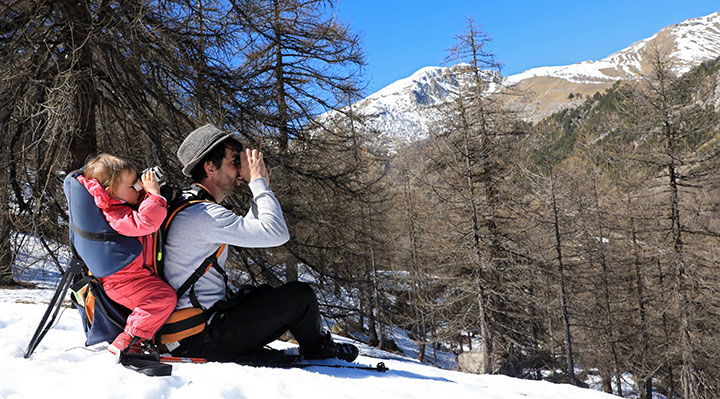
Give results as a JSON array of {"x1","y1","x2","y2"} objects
[{"x1": 78, "y1": 175, "x2": 177, "y2": 340}]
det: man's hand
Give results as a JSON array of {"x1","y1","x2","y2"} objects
[{"x1": 243, "y1": 148, "x2": 270, "y2": 186}]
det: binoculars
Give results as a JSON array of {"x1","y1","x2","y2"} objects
[{"x1": 133, "y1": 166, "x2": 165, "y2": 191}]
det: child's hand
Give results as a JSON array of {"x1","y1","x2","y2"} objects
[{"x1": 141, "y1": 170, "x2": 161, "y2": 195}]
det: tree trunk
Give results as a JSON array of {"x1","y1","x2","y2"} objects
[
  {"x1": 658, "y1": 258, "x2": 677, "y2": 398},
  {"x1": 601, "y1": 368, "x2": 613, "y2": 394},
  {"x1": 644, "y1": 378, "x2": 653, "y2": 399},
  {"x1": 549, "y1": 169, "x2": 577, "y2": 386},
  {"x1": 271, "y1": 0, "x2": 297, "y2": 283},
  {"x1": 629, "y1": 193, "x2": 653, "y2": 399},
  {"x1": 272, "y1": 0, "x2": 290, "y2": 156},
  {"x1": 459, "y1": 114, "x2": 493, "y2": 374},
  {"x1": 0, "y1": 165, "x2": 14, "y2": 286},
  {"x1": 371, "y1": 246, "x2": 385, "y2": 349},
  {"x1": 402, "y1": 179, "x2": 426, "y2": 362},
  {"x1": 194, "y1": 0, "x2": 207, "y2": 122},
  {"x1": 59, "y1": 0, "x2": 97, "y2": 170},
  {"x1": 365, "y1": 249, "x2": 379, "y2": 347},
  {"x1": 0, "y1": 91, "x2": 12, "y2": 284},
  {"x1": 590, "y1": 176, "x2": 622, "y2": 395},
  {"x1": 665, "y1": 120, "x2": 696, "y2": 399}
]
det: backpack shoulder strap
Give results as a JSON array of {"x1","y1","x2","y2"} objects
[
  {"x1": 176, "y1": 243, "x2": 227, "y2": 302},
  {"x1": 153, "y1": 184, "x2": 216, "y2": 280},
  {"x1": 153, "y1": 184, "x2": 233, "y2": 306}
]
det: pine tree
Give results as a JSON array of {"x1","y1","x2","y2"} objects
[
  {"x1": 231, "y1": 0, "x2": 365, "y2": 281},
  {"x1": 622, "y1": 49, "x2": 720, "y2": 398}
]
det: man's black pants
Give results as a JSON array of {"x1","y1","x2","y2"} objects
[{"x1": 171, "y1": 281, "x2": 323, "y2": 362}]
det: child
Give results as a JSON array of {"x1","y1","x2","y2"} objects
[{"x1": 78, "y1": 154, "x2": 177, "y2": 358}]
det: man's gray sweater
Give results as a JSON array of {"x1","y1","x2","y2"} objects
[{"x1": 163, "y1": 177, "x2": 289, "y2": 310}]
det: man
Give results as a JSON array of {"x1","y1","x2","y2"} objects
[{"x1": 163, "y1": 124, "x2": 358, "y2": 362}]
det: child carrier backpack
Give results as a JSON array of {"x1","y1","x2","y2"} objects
[
  {"x1": 25, "y1": 170, "x2": 172, "y2": 376},
  {"x1": 23, "y1": 171, "x2": 143, "y2": 350},
  {"x1": 65, "y1": 174, "x2": 227, "y2": 349},
  {"x1": 24, "y1": 176, "x2": 232, "y2": 359},
  {"x1": 66, "y1": 176, "x2": 229, "y2": 349},
  {"x1": 63, "y1": 170, "x2": 140, "y2": 346}
]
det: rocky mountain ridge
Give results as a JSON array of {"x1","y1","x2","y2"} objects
[{"x1": 350, "y1": 12, "x2": 720, "y2": 141}]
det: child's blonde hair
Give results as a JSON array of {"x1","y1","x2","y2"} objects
[{"x1": 84, "y1": 154, "x2": 138, "y2": 192}]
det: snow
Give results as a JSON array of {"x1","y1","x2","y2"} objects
[
  {"x1": 672, "y1": 12, "x2": 720, "y2": 74},
  {"x1": 351, "y1": 65, "x2": 455, "y2": 141},
  {"x1": 504, "y1": 11, "x2": 720, "y2": 86},
  {"x1": 366, "y1": 66, "x2": 448, "y2": 100},
  {"x1": 0, "y1": 256, "x2": 617, "y2": 399},
  {"x1": 0, "y1": 294, "x2": 618, "y2": 399},
  {"x1": 503, "y1": 60, "x2": 622, "y2": 86}
]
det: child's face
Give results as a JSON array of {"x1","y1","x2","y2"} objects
[{"x1": 108, "y1": 170, "x2": 140, "y2": 205}]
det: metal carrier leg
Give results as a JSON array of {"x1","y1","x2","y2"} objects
[{"x1": 24, "y1": 257, "x2": 84, "y2": 359}]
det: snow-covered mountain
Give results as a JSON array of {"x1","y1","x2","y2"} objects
[
  {"x1": 347, "y1": 64, "x2": 481, "y2": 143},
  {"x1": 507, "y1": 12, "x2": 720, "y2": 86},
  {"x1": 351, "y1": 12, "x2": 720, "y2": 140}
]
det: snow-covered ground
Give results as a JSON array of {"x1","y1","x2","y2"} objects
[
  {"x1": 0, "y1": 286, "x2": 620, "y2": 399},
  {"x1": 0, "y1": 233, "x2": 620, "y2": 399},
  {"x1": 1, "y1": 300, "x2": 615, "y2": 399}
]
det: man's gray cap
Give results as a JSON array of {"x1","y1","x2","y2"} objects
[{"x1": 177, "y1": 124, "x2": 233, "y2": 176}]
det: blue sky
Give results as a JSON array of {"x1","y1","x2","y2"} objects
[{"x1": 335, "y1": 1, "x2": 719, "y2": 96}]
